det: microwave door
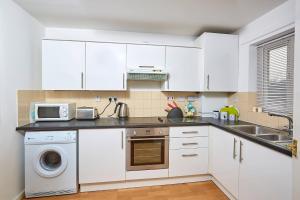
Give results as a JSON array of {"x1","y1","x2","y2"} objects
[{"x1": 37, "y1": 106, "x2": 60, "y2": 120}]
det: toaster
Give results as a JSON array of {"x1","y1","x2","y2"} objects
[{"x1": 76, "y1": 107, "x2": 98, "y2": 120}]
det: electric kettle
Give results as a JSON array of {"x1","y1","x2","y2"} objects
[{"x1": 114, "y1": 102, "x2": 128, "y2": 118}]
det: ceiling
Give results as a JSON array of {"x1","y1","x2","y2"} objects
[{"x1": 14, "y1": 0, "x2": 286, "y2": 36}]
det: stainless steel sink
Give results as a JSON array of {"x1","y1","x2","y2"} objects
[
  {"x1": 256, "y1": 134, "x2": 292, "y2": 142},
  {"x1": 227, "y1": 125, "x2": 282, "y2": 135},
  {"x1": 227, "y1": 124, "x2": 292, "y2": 147}
]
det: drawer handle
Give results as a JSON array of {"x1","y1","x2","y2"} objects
[
  {"x1": 182, "y1": 154, "x2": 198, "y2": 157},
  {"x1": 182, "y1": 142, "x2": 198, "y2": 146},
  {"x1": 182, "y1": 131, "x2": 199, "y2": 134}
]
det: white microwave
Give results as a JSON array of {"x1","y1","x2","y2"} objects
[{"x1": 34, "y1": 103, "x2": 76, "y2": 122}]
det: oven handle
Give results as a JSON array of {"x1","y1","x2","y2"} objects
[{"x1": 127, "y1": 137, "x2": 169, "y2": 141}]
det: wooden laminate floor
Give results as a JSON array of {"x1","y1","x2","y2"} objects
[{"x1": 24, "y1": 181, "x2": 228, "y2": 200}]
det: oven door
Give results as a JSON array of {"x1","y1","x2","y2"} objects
[{"x1": 126, "y1": 136, "x2": 169, "y2": 171}]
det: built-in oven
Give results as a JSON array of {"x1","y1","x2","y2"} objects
[{"x1": 126, "y1": 127, "x2": 169, "y2": 171}]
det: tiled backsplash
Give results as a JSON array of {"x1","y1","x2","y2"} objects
[
  {"x1": 228, "y1": 92, "x2": 289, "y2": 129},
  {"x1": 17, "y1": 90, "x2": 290, "y2": 129},
  {"x1": 17, "y1": 90, "x2": 201, "y2": 125},
  {"x1": 17, "y1": 90, "x2": 46, "y2": 126}
]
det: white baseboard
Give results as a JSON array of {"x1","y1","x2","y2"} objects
[
  {"x1": 211, "y1": 177, "x2": 237, "y2": 200},
  {"x1": 13, "y1": 190, "x2": 24, "y2": 200},
  {"x1": 80, "y1": 175, "x2": 211, "y2": 192}
]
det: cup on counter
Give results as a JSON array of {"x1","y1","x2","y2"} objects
[
  {"x1": 229, "y1": 114, "x2": 237, "y2": 121},
  {"x1": 212, "y1": 110, "x2": 220, "y2": 119},
  {"x1": 220, "y1": 112, "x2": 228, "y2": 120}
]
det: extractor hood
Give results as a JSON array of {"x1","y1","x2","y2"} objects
[{"x1": 127, "y1": 66, "x2": 168, "y2": 81}]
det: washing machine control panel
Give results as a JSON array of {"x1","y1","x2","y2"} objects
[{"x1": 25, "y1": 131, "x2": 77, "y2": 144}]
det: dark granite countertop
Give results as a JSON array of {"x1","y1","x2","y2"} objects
[{"x1": 16, "y1": 117, "x2": 292, "y2": 157}]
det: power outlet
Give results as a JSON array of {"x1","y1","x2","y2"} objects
[
  {"x1": 167, "y1": 96, "x2": 174, "y2": 101},
  {"x1": 95, "y1": 96, "x2": 101, "y2": 102},
  {"x1": 109, "y1": 96, "x2": 118, "y2": 102}
]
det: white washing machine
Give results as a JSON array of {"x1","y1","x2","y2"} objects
[{"x1": 25, "y1": 131, "x2": 77, "y2": 198}]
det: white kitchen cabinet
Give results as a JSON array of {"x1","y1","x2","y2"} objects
[
  {"x1": 210, "y1": 127, "x2": 292, "y2": 200},
  {"x1": 209, "y1": 127, "x2": 239, "y2": 198},
  {"x1": 169, "y1": 148, "x2": 208, "y2": 177},
  {"x1": 79, "y1": 129, "x2": 125, "y2": 184},
  {"x1": 169, "y1": 126, "x2": 209, "y2": 177},
  {"x1": 127, "y1": 44, "x2": 166, "y2": 70},
  {"x1": 165, "y1": 47, "x2": 202, "y2": 91},
  {"x1": 86, "y1": 42, "x2": 126, "y2": 90},
  {"x1": 170, "y1": 137, "x2": 208, "y2": 150},
  {"x1": 170, "y1": 126, "x2": 208, "y2": 138},
  {"x1": 238, "y1": 138, "x2": 292, "y2": 200},
  {"x1": 42, "y1": 40, "x2": 86, "y2": 90},
  {"x1": 196, "y1": 33, "x2": 238, "y2": 92}
]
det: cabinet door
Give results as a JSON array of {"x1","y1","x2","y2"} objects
[
  {"x1": 127, "y1": 44, "x2": 165, "y2": 69},
  {"x1": 209, "y1": 127, "x2": 239, "y2": 198},
  {"x1": 238, "y1": 139, "x2": 292, "y2": 200},
  {"x1": 202, "y1": 33, "x2": 238, "y2": 92},
  {"x1": 79, "y1": 129, "x2": 125, "y2": 184},
  {"x1": 42, "y1": 40, "x2": 85, "y2": 90},
  {"x1": 166, "y1": 47, "x2": 202, "y2": 91},
  {"x1": 169, "y1": 148, "x2": 208, "y2": 177},
  {"x1": 86, "y1": 43, "x2": 126, "y2": 90}
]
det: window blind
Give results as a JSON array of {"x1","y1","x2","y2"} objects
[{"x1": 257, "y1": 34, "x2": 294, "y2": 117}]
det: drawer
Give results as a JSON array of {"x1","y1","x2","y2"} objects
[
  {"x1": 170, "y1": 126, "x2": 208, "y2": 138},
  {"x1": 169, "y1": 148, "x2": 208, "y2": 177},
  {"x1": 170, "y1": 137, "x2": 208, "y2": 150}
]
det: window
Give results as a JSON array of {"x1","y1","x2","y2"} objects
[{"x1": 257, "y1": 33, "x2": 294, "y2": 117}]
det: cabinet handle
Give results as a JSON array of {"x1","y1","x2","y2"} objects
[
  {"x1": 233, "y1": 138, "x2": 237, "y2": 159},
  {"x1": 239, "y1": 141, "x2": 243, "y2": 163},
  {"x1": 121, "y1": 131, "x2": 124, "y2": 149},
  {"x1": 81, "y1": 72, "x2": 84, "y2": 89},
  {"x1": 123, "y1": 73, "x2": 125, "y2": 89},
  {"x1": 182, "y1": 131, "x2": 199, "y2": 134},
  {"x1": 182, "y1": 142, "x2": 198, "y2": 146},
  {"x1": 182, "y1": 154, "x2": 198, "y2": 157},
  {"x1": 139, "y1": 66, "x2": 154, "y2": 68},
  {"x1": 207, "y1": 74, "x2": 210, "y2": 90}
]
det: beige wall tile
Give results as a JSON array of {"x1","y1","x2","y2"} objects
[
  {"x1": 229, "y1": 92, "x2": 289, "y2": 129},
  {"x1": 17, "y1": 90, "x2": 46, "y2": 126},
  {"x1": 18, "y1": 90, "x2": 202, "y2": 122}
]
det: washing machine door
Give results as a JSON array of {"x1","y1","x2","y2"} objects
[{"x1": 33, "y1": 145, "x2": 68, "y2": 178}]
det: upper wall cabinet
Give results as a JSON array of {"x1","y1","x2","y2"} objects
[
  {"x1": 165, "y1": 47, "x2": 202, "y2": 91},
  {"x1": 42, "y1": 40, "x2": 85, "y2": 90},
  {"x1": 86, "y1": 43, "x2": 126, "y2": 90},
  {"x1": 127, "y1": 44, "x2": 166, "y2": 70},
  {"x1": 196, "y1": 33, "x2": 239, "y2": 92}
]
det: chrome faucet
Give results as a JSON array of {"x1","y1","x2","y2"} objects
[{"x1": 268, "y1": 112, "x2": 293, "y2": 136}]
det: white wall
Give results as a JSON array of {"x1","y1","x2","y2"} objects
[
  {"x1": 236, "y1": 0, "x2": 295, "y2": 92},
  {"x1": 293, "y1": 0, "x2": 300, "y2": 199},
  {"x1": 45, "y1": 27, "x2": 197, "y2": 47},
  {"x1": 0, "y1": 0, "x2": 44, "y2": 199}
]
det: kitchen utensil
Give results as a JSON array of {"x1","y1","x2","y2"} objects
[
  {"x1": 114, "y1": 102, "x2": 128, "y2": 118},
  {"x1": 167, "y1": 108, "x2": 184, "y2": 119},
  {"x1": 172, "y1": 101, "x2": 179, "y2": 108},
  {"x1": 168, "y1": 103, "x2": 176, "y2": 109}
]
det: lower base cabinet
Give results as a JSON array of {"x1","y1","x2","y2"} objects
[
  {"x1": 209, "y1": 127, "x2": 292, "y2": 200},
  {"x1": 169, "y1": 126, "x2": 209, "y2": 177},
  {"x1": 79, "y1": 129, "x2": 126, "y2": 184},
  {"x1": 209, "y1": 127, "x2": 239, "y2": 198},
  {"x1": 238, "y1": 138, "x2": 292, "y2": 200},
  {"x1": 169, "y1": 148, "x2": 208, "y2": 177}
]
